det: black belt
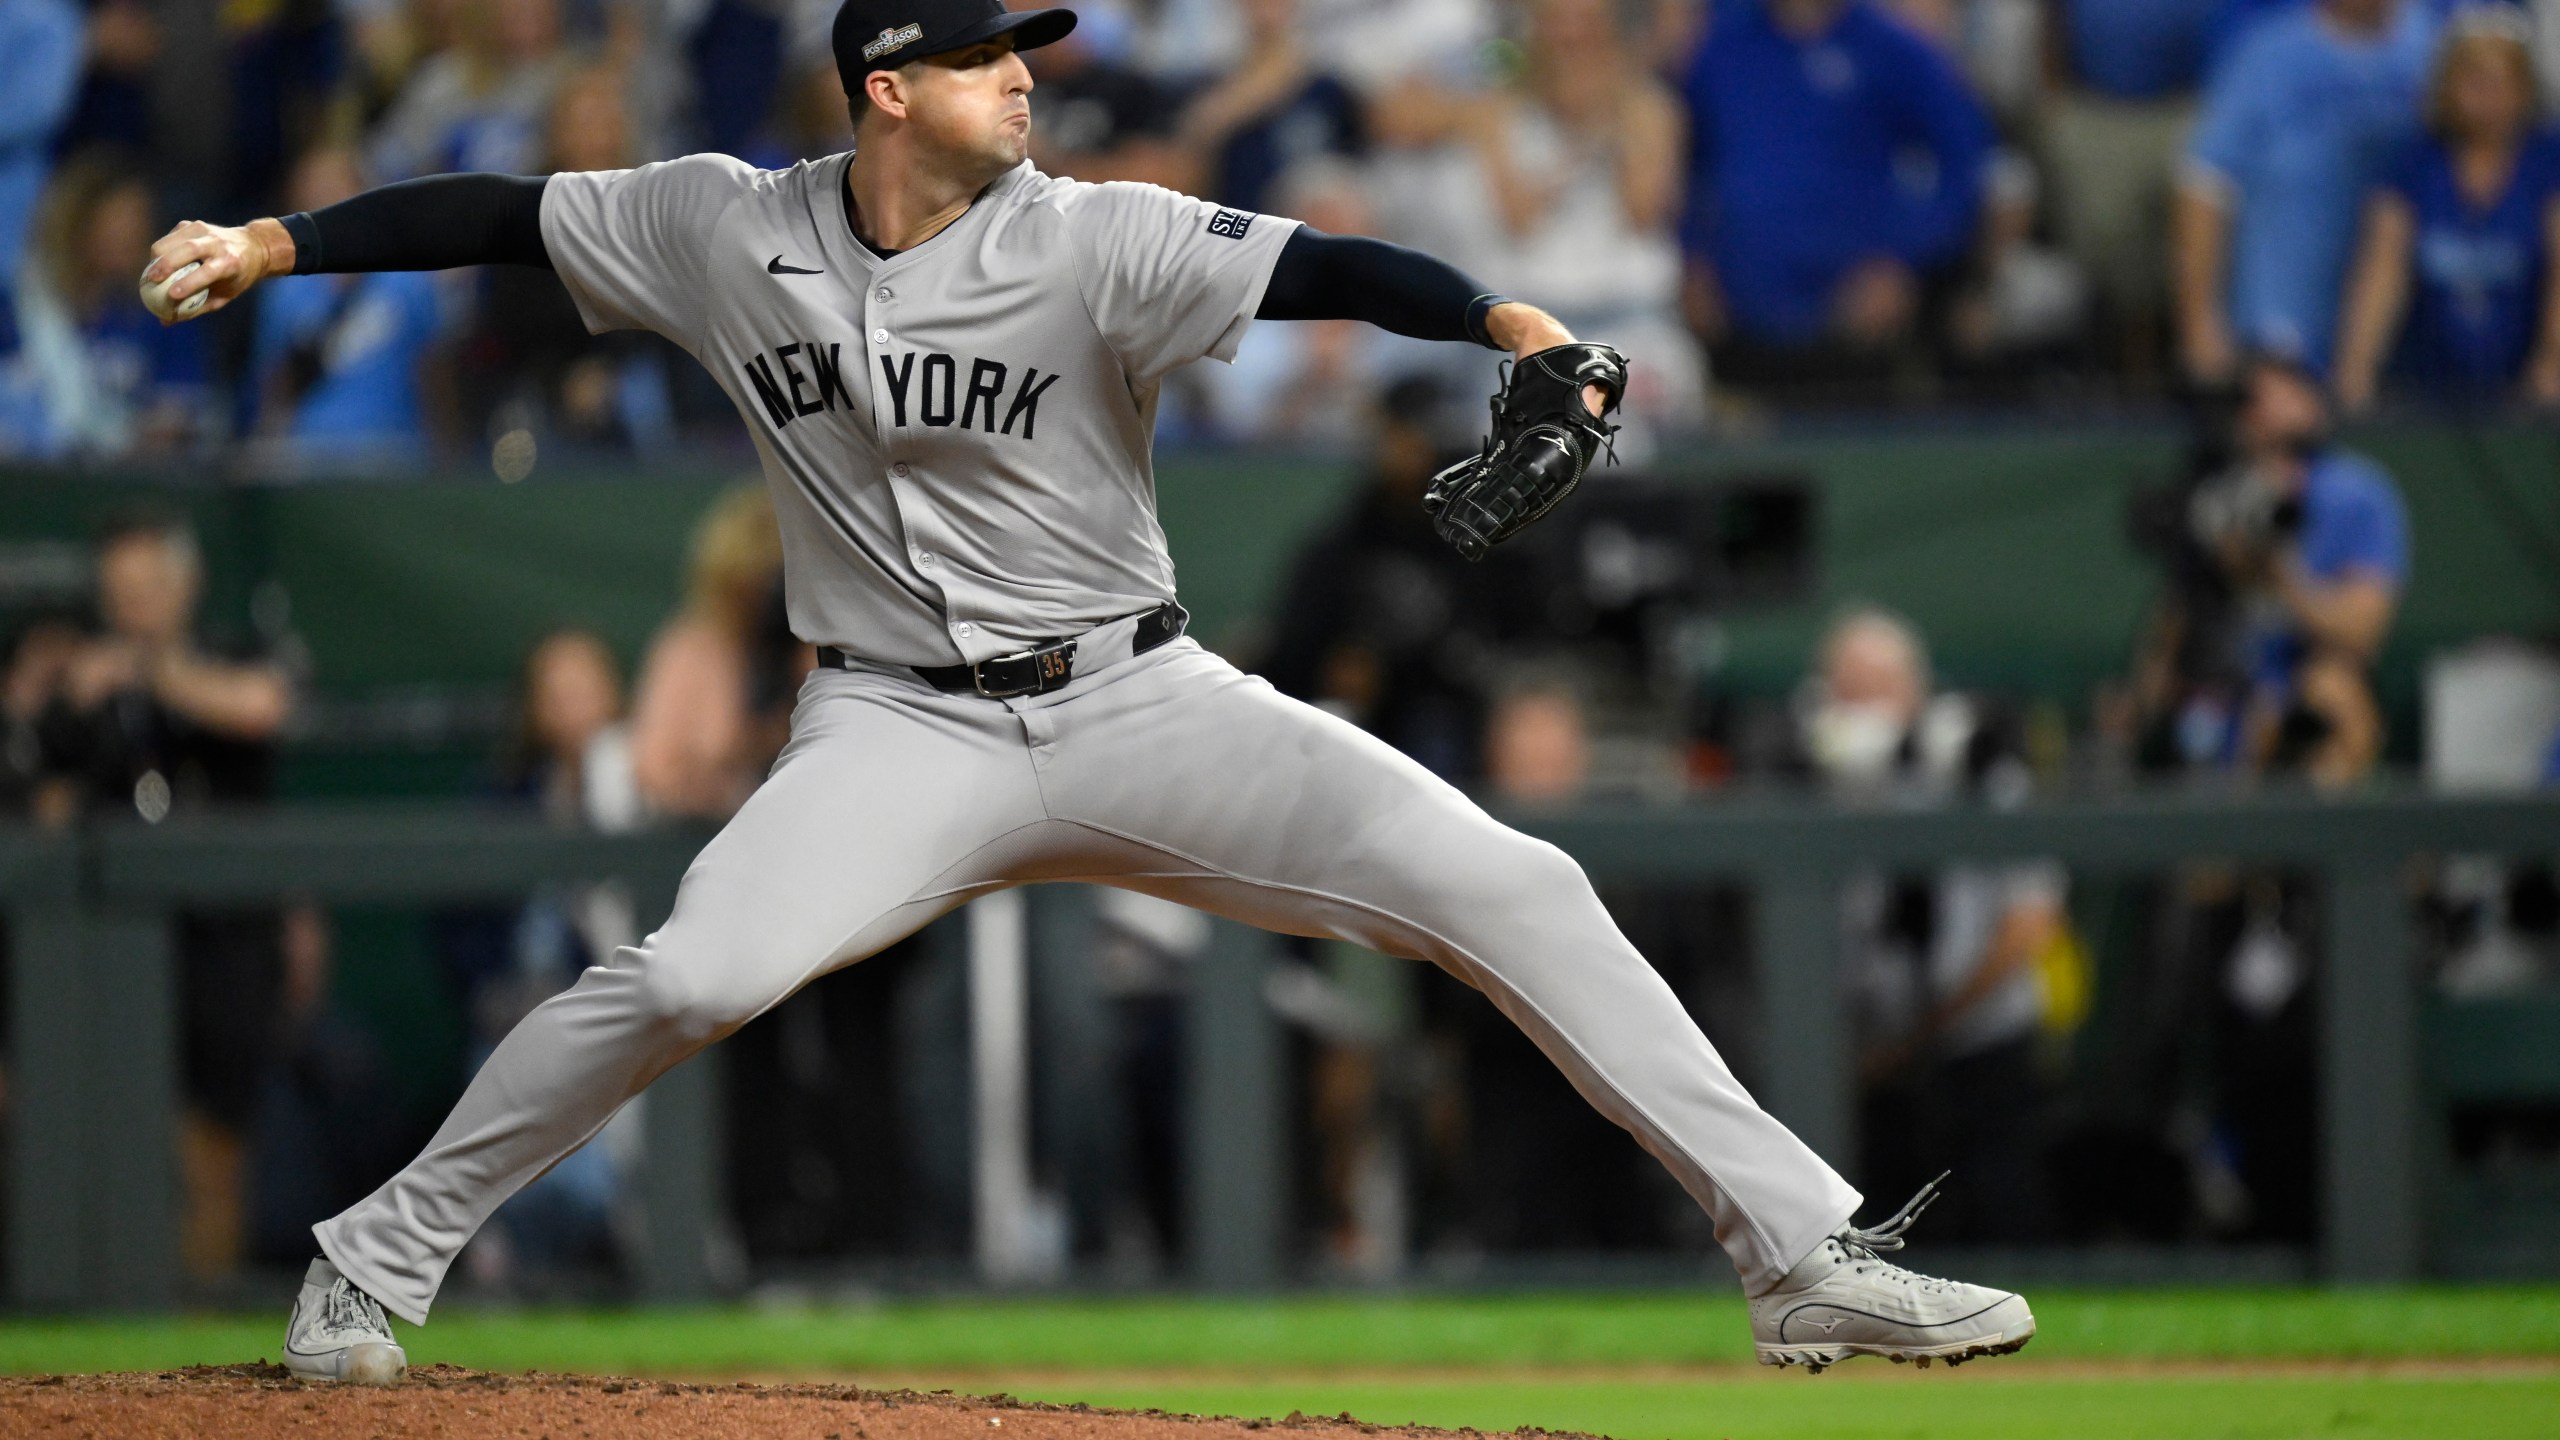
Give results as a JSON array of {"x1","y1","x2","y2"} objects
[{"x1": 820, "y1": 601, "x2": 1188, "y2": 699}]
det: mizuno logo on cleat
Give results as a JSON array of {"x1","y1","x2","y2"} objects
[
  {"x1": 1805, "y1": 1317, "x2": 1849, "y2": 1333},
  {"x1": 768, "y1": 256, "x2": 823, "y2": 275}
]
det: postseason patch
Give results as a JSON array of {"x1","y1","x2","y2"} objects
[
  {"x1": 1206, "y1": 208, "x2": 1255, "y2": 240},
  {"x1": 862, "y1": 22, "x2": 924, "y2": 60}
]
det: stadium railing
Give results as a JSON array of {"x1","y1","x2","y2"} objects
[{"x1": 5, "y1": 789, "x2": 2557, "y2": 1310}]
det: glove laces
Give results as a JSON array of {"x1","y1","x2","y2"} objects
[{"x1": 1485, "y1": 355, "x2": 1626, "y2": 470}]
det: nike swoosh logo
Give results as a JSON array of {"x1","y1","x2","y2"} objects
[{"x1": 768, "y1": 255, "x2": 823, "y2": 275}]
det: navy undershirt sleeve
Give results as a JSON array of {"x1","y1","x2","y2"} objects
[
  {"x1": 279, "y1": 173, "x2": 554, "y2": 275},
  {"x1": 1257, "y1": 226, "x2": 1508, "y2": 349}
]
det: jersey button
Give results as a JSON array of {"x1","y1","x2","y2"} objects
[
  {"x1": 955, "y1": 622, "x2": 974, "y2": 638},
  {"x1": 891, "y1": 463, "x2": 909, "y2": 477},
  {"x1": 876, "y1": 287, "x2": 892, "y2": 302},
  {"x1": 872, "y1": 328, "x2": 889, "y2": 345},
  {"x1": 917, "y1": 552, "x2": 935, "y2": 567}
]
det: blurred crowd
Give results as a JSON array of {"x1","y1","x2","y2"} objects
[
  {"x1": 1251, "y1": 343, "x2": 2502, "y2": 1259},
  {"x1": 10, "y1": 348, "x2": 2471, "y2": 1287},
  {"x1": 0, "y1": 491, "x2": 815, "y2": 1285},
  {"x1": 2, "y1": 0, "x2": 2560, "y2": 470}
]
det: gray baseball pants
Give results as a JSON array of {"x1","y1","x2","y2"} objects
[{"x1": 317, "y1": 636, "x2": 1859, "y2": 1320}]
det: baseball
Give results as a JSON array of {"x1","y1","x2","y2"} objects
[{"x1": 140, "y1": 260, "x2": 208, "y2": 323}]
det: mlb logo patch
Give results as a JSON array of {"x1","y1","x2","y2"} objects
[{"x1": 1206, "y1": 208, "x2": 1255, "y2": 240}]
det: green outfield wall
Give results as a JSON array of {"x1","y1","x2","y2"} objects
[{"x1": 3, "y1": 421, "x2": 2555, "y2": 785}]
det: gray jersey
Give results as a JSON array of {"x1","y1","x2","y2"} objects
[
  {"x1": 541, "y1": 152, "x2": 1301, "y2": 665},
  {"x1": 322, "y1": 158, "x2": 1869, "y2": 1332}
]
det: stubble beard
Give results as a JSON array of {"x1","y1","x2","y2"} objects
[
  {"x1": 989, "y1": 116, "x2": 1030, "y2": 169},
  {"x1": 924, "y1": 114, "x2": 1027, "y2": 188}
]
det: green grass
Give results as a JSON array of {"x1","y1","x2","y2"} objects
[
  {"x1": 3, "y1": 1289, "x2": 2554, "y2": 1440},
  {"x1": 3, "y1": 1289, "x2": 2554, "y2": 1375},
  {"x1": 1017, "y1": 1375, "x2": 2560, "y2": 1440}
]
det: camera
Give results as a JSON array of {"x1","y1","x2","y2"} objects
[
  {"x1": 2184, "y1": 459, "x2": 2305, "y2": 557},
  {"x1": 2123, "y1": 383, "x2": 2265, "y2": 712}
]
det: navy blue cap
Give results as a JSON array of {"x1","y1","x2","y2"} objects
[{"x1": 833, "y1": 0, "x2": 1076, "y2": 88}]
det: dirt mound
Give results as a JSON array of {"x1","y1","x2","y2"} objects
[{"x1": 0, "y1": 1363, "x2": 1609, "y2": 1440}]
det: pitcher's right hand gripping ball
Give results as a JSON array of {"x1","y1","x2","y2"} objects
[
  {"x1": 139, "y1": 219, "x2": 277, "y2": 324},
  {"x1": 1424, "y1": 341, "x2": 1630, "y2": 561}
]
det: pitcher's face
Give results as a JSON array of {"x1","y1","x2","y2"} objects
[{"x1": 897, "y1": 37, "x2": 1036, "y2": 176}]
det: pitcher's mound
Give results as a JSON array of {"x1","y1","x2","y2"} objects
[{"x1": 0, "y1": 1363, "x2": 1602, "y2": 1440}]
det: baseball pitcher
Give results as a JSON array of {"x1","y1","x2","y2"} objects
[{"x1": 143, "y1": 0, "x2": 2032, "y2": 1385}]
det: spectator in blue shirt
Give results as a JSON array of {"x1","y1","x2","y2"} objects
[
  {"x1": 13, "y1": 150, "x2": 214, "y2": 457},
  {"x1": 367, "y1": 0, "x2": 571, "y2": 181},
  {"x1": 1173, "y1": 0, "x2": 1367, "y2": 215},
  {"x1": 2174, "y1": 0, "x2": 2440, "y2": 380},
  {"x1": 250, "y1": 145, "x2": 450, "y2": 469},
  {"x1": 687, "y1": 0, "x2": 784, "y2": 163},
  {"x1": 2335, "y1": 7, "x2": 2560, "y2": 409},
  {"x1": 2209, "y1": 0, "x2": 2319, "y2": 64},
  {"x1": 2041, "y1": 0, "x2": 2220, "y2": 381},
  {"x1": 1680, "y1": 0, "x2": 1992, "y2": 388},
  {"x1": 2207, "y1": 0, "x2": 2500, "y2": 72},
  {"x1": 2071, "y1": 0, "x2": 2224, "y2": 99},
  {"x1": 0, "y1": 0, "x2": 85, "y2": 282}
]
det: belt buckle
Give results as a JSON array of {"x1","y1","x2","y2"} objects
[{"x1": 975, "y1": 638, "x2": 1077, "y2": 698}]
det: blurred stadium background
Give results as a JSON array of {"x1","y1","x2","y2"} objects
[{"x1": 4, "y1": 0, "x2": 2560, "y2": 1434}]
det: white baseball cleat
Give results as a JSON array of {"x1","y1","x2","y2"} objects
[
  {"x1": 282, "y1": 1258, "x2": 407, "y2": 1386},
  {"x1": 1751, "y1": 1175, "x2": 2035, "y2": 1374}
]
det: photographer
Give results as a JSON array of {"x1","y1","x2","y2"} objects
[
  {"x1": 2131, "y1": 355, "x2": 2409, "y2": 788},
  {"x1": 2115, "y1": 357, "x2": 2411, "y2": 1242},
  {"x1": 31, "y1": 513, "x2": 305, "y2": 1277}
]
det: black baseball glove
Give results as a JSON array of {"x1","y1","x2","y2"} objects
[{"x1": 1423, "y1": 341, "x2": 1629, "y2": 561}]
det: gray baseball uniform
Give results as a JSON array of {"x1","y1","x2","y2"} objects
[{"x1": 313, "y1": 154, "x2": 1859, "y2": 1321}]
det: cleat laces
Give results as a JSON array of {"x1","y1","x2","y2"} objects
[
  {"x1": 1828, "y1": 1172, "x2": 1958, "y2": 1293},
  {"x1": 319, "y1": 1279, "x2": 390, "y2": 1340}
]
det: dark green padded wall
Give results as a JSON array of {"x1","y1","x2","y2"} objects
[
  {"x1": 6, "y1": 423, "x2": 2555, "y2": 787},
  {"x1": 1689, "y1": 423, "x2": 2560, "y2": 728},
  {"x1": 267, "y1": 472, "x2": 745, "y2": 692}
]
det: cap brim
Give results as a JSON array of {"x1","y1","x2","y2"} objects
[{"x1": 925, "y1": 7, "x2": 1076, "y2": 59}]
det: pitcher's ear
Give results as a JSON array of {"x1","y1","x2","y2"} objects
[{"x1": 863, "y1": 66, "x2": 915, "y2": 126}]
